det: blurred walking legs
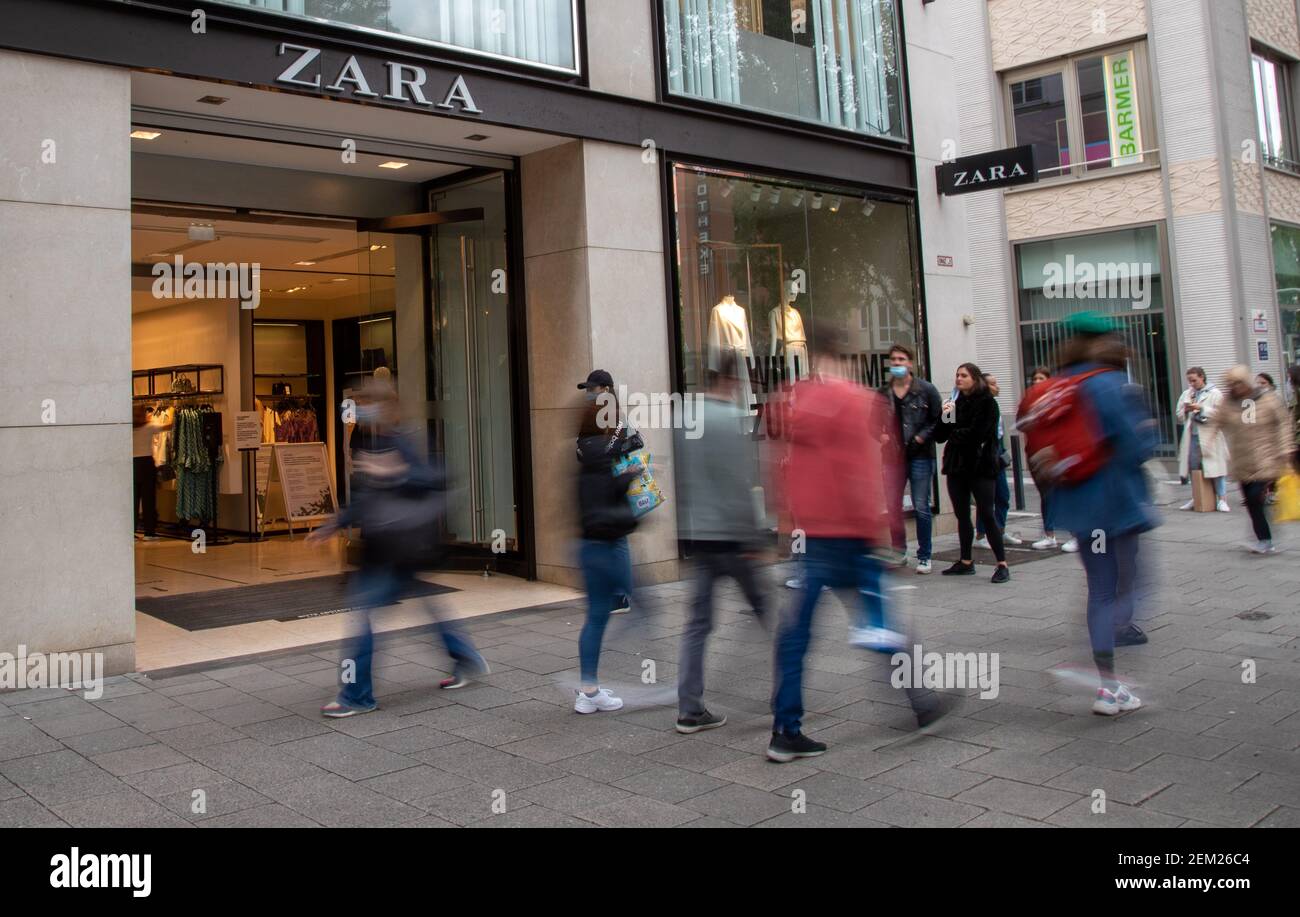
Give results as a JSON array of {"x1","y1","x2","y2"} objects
[
  {"x1": 578, "y1": 536, "x2": 632, "y2": 687},
  {"x1": 679, "y1": 543, "x2": 768, "y2": 717}
]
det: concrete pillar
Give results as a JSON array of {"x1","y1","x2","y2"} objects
[
  {"x1": 0, "y1": 51, "x2": 135, "y2": 673},
  {"x1": 521, "y1": 140, "x2": 679, "y2": 589}
]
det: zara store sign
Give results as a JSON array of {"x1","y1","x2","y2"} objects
[{"x1": 275, "y1": 42, "x2": 483, "y2": 114}]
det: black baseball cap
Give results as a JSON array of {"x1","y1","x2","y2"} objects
[{"x1": 578, "y1": 369, "x2": 614, "y2": 390}]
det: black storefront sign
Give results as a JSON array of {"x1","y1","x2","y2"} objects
[{"x1": 936, "y1": 145, "x2": 1037, "y2": 196}]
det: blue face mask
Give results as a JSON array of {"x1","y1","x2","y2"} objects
[{"x1": 889, "y1": 365, "x2": 908, "y2": 379}]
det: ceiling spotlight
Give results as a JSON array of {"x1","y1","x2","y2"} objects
[
  {"x1": 829, "y1": 196, "x2": 842, "y2": 213},
  {"x1": 720, "y1": 179, "x2": 737, "y2": 198},
  {"x1": 293, "y1": 260, "x2": 317, "y2": 267},
  {"x1": 378, "y1": 161, "x2": 409, "y2": 170},
  {"x1": 811, "y1": 193, "x2": 824, "y2": 210},
  {"x1": 368, "y1": 244, "x2": 388, "y2": 251},
  {"x1": 329, "y1": 278, "x2": 349, "y2": 283},
  {"x1": 791, "y1": 191, "x2": 805, "y2": 207},
  {"x1": 769, "y1": 187, "x2": 782, "y2": 205},
  {"x1": 750, "y1": 184, "x2": 762, "y2": 203},
  {"x1": 187, "y1": 223, "x2": 216, "y2": 242},
  {"x1": 130, "y1": 130, "x2": 162, "y2": 140},
  {"x1": 861, "y1": 197, "x2": 876, "y2": 217},
  {"x1": 196, "y1": 95, "x2": 229, "y2": 106}
]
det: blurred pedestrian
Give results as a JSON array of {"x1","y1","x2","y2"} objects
[
  {"x1": 312, "y1": 377, "x2": 488, "y2": 717},
  {"x1": 1209, "y1": 366, "x2": 1293, "y2": 554},
  {"x1": 1176, "y1": 367, "x2": 1230, "y2": 512},
  {"x1": 1024, "y1": 367, "x2": 1076, "y2": 552},
  {"x1": 767, "y1": 328, "x2": 940, "y2": 763},
  {"x1": 573, "y1": 369, "x2": 643, "y2": 714},
  {"x1": 934, "y1": 363, "x2": 1010, "y2": 583},
  {"x1": 1290, "y1": 365, "x2": 1300, "y2": 469},
  {"x1": 975, "y1": 373, "x2": 1024, "y2": 548},
  {"x1": 880, "y1": 343, "x2": 942, "y2": 574},
  {"x1": 1044, "y1": 312, "x2": 1159, "y2": 713},
  {"x1": 674, "y1": 354, "x2": 769, "y2": 734}
]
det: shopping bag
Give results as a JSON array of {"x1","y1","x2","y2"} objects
[
  {"x1": 1275, "y1": 473, "x2": 1300, "y2": 523},
  {"x1": 613, "y1": 448, "x2": 665, "y2": 517}
]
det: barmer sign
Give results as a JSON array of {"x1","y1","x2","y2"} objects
[{"x1": 275, "y1": 42, "x2": 483, "y2": 114}]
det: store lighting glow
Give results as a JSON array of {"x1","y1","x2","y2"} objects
[
  {"x1": 130, "y1": 130, "x2": 162, "y2": 140},
  {"x1": 829, "y1": 196, "x2": 842, "y2": 213},
  {"x1": 378, "y1": 161, "x2": 409, "y2": 170},
  {"x1": 293, "y1": 260, "x2": 316, "y2": 266},
  {"x1": 368, "y1": 244, "x2": 388, "y2": 251}
]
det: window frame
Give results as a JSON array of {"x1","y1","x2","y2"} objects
[
  {"x1": 1002, "y1": 40, "x2": 1159, "y2": 185},
  {"x1": 1252, "y1": 45, "x2": 1300, "y2": 176}
]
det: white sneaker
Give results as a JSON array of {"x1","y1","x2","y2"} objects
[
  {"x1": 973, "y1": 536, "x2": 990, "y2": 549},
  {"x1": 1179, "y1": 500, "x2": 1195, "y2": 511},
  {"x1": 1004, "y1": 533, "x2": 1024, "y2": 546},
  {"x1": 1092, "y1": 684, "x2": 1142, "y2": 716},
  {"x1": 1061, "y1": 538, "x2": 1080, "y2": 553},
  {"x1": 915, "y1": 560, "x2": 932, "y2": 575},
  {"x1": 848, "y1": 626, "x2": 907, "y2": 652},
  {"x1": 785, "y1": 578, "x2": 803, "y2": 590},
  {"x1": 574, "y1": 688, "x2": 624, "y2": 714},
  {"x1": 1250, "y1": 541, "x2": 1277, "y2": 555},
  {"x1": 1032, "y1": 536, "x2": 1058, "y2": 550},
  {"x1": 1216, "y1": 499, "x2": 1231, "y2": 513}
]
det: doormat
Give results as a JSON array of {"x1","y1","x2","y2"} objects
[
  {"x1": 135, "y1": 574, "x2": 458, "y2": 631},
  {"x1": 929, "y1": 544, "x2": 1062, "y2": 568}
]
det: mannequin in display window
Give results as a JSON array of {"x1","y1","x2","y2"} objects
[
  {"x1": 707, "y1": 294, "x2": 756, "y2": 414},
  {"x1": 769, "y1": 294, "x2": 809, "y2": 384}
]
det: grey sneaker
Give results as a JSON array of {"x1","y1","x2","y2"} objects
[{"x1": 676, "y1": 710, "x2": 727, "y2": 734}]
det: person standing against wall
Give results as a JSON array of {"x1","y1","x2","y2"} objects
[
  {"x1": 880, "y1": 344, "x2": 942, "y2": 574},
  {"x1": 1176, "y1": 367, "x2": 1230, "y2": 513}
]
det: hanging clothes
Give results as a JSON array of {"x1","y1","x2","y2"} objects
[
  {"x1": 173, "y1": 404, "x2": 219, "y2": 523},
  {"x1": 272, "y1": 402, "x2": 320, "y2": 443}
]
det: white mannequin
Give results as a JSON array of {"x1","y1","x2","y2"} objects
[
  {"x1": 768, "y1": 296, "x2": 809, "y2": 382},
  {"x1": 707, "y1": 294, "x2": 756, "y2": 414}
]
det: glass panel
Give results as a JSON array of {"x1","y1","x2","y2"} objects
[
  {"x1": 1271, "y1": 222, "x2": 1300, "y2": 369},
  {"x1": 1254, "y1": 54, "x2": 1293, "y2": 168},
  {"x1": 1077, "y1": 50, "x2": 1145, "y2": 172},
  {"x1": 664, "y1": 0, "x2": 905, "y2": 139},
  {"x1": 208, "y1": 0, "x2": 577, "y2": 71},
  {"x1": 1010, "y1": 72, "x2": 1068, "y2": 177},
  {"x1": 430, "y1": 175, "x2": 516, "y2": 549},
  {"x1": 1016, "y1": 226, "x2": 1175, "y2": 454}
]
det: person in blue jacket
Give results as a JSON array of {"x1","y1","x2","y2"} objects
[{"x1": 1048, "y1": 312, "x2": 1160, "y2": 716}]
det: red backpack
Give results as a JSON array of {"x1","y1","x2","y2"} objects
[{"x1": 1016, "y1": 369, "x2": 1111, "y2": 485}]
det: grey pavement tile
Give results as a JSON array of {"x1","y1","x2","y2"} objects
[
  {"x1": 187, "y1": 738, "x2": 331, "y2": 789},
  {"x1": 1233, "y1": 772, "x2": 1300, "y2": 809},
  {"x1": 416, "y1": 740, "x2": 567, "y2": 790},
  {"x1": 277, "y1": 732, "x2": 417, "y2": 781},
  {"x1": 32, "y1": 710, "x2": 125, "y2": 739},
  {"x1": 961, "y1": 812, "x2": 1053, "y2": 827},
  {"x1": 495, "y1": 731, "x2": 607, "y2": 764},
  {"x1": 61, "y1": 725, "x2": 158, "y2": 757},
  {"x1": 705, "y1": 756, "x2": 818, "y2": 792},
  {"x1": 0, "y1": 725, "x2": 64, "y2": 761},
  {"x1": 518, "y1": 775, "x2": 631, "y2": 815},
  {"x1": 953, "y1": 777, "x2": 1081, "y2": 820},
  {"x1": 90, "y1": 743, "x2": 193, "y2": 777},
  {"x1": 447, "y1": 716, "x2": 551, "y2": 747},
  {"x1": 875, "y1": 760, "x2": 991, "y2": 798},
  {"x1": 1043, "y1": 737, "x2": 1162, "y2": 772},
  {"x1": 174, "y1": 686, "x2": 259, "y2": 712},
  {"x1": 1142, "y1": 783, "x2": 1278, "y2": 827},
  {"x1": 368, "y1": 725, "x2": 462, "y2": 754},
  {"x1": 237, "y1": 715, "x2": 332, "y2": 745},
  {"x1": 1045, "y1": 798, "x2": 1186, "y2": 829},
  {"x1": 557, "y1": 747, "x2": 660, "y2": 783},
  {"x1": 681, "y1": 783, "x2": 794, "y2": 826},
  {"x1": 0, "y1": 796, "x2": 68, "y2": 827},
  {"x1": 857, "y1": 789, "x2": 986, "y2": 827},
  {"x1": 51, "y1": 788, "x2": 193, "y2": 828},
  {"x1": 206, "y1": 701, "x2": 296, "y2": 728},
  {"x1": 774, "y1": 770, "x2": 896, "y2": 813},
  {"x1": 121, "y1": 761, "x2": 234, "y2": 799},
  {"x1": 117, "y1": 704, "x2": 213, "y2": 733},
  {"x1": 1219, "y1": 744, "x2": 1300, "y2": 778},
  {"x1": 416, "y1": 783, "x2": 535, "y2": 826},
  {"x1": 1256, "y1": 806, "x2": 1300, "y2": 828},
  {"x1": 610, "y1": 765, "x2": 729, "y2": 804},
  {"x1": 468, "y1": 805, "x2": 594, "y2": 828},
  {"x1": 645, "y1": 738, "x2": 751, "y2": 774},
  {"x1": 959, "y1": 749, "x2": 1074, "y2": 785},
  {"x1": 678, "y1": 815, "x2": 745, "y2": 827},
  {"x1": 264, "y1": 772, "x2": 425, "y2": 827},
  {"x1": 199, "y1": 803, "x2": 322, "y2": 827},
  {"x1": 157, "y1": 782, "x2": 272, "y2": 822},
  {"x1": 248, "y1": 683, "x2": 331, "y2": 707},
  {"x1": 359, "y1": 765, "x2": 472, "y2": 803},
  {"x1": 398, "y1": 815, "x2": 459, "y2": 828},
  {"x1": 1120, "y1": 727, "x2": 1240, "y2": 761},
  {"x1": 580, "y1": 794, "x2": 702, "y2": 827},
  {"x1": 754, "y1": 805, "x2": 892, "y2": 828},
  {"x1": 1045, "y1": 765, "x2": 1172, "y2": 807},
  {"x1": 149, "y1": 720, "x2": 247, "y2": 751},
  {"x1": 0, "y1": 749, "x2": 96, "y2": 783},
  {"x1": 1129, "y1": 753, "x2": 1260, "y2": 793}
]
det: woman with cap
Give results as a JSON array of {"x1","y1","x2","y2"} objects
[
  {"x1": 1048, "y1": 311, "x2": 1158, "y2": 715},
  {"x1": 573, "y1": 369, "x2": 643, "y2": 714},
  {"x1": 1208, "y1": 366, "x2": 1293, "y2": 554}
]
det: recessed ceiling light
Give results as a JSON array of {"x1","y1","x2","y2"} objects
[
  {"x1": 464, "y1": 134, "x2": 489, "y2": 142},
  {"x1": 147, "y1": 252, "x2": 170, "y2": 259},
  {"x1": 293, "y1": 260, "x2": 317, "y2": 266},
  {"x1": 329, "y1": 278, "x2": 349, "y2": 283},
  {"x1": 130, "y1": 130, "x2": 162, "y2": 140},
  {"x1": 378, "y1": 161, "x2": 409, "y2": 170},
  {"x1": 368, "y1": 244, "x2": 387, "y2": 251},
  {"x1": 197, "y1": 95, "x2": 229, "y2": 106}
]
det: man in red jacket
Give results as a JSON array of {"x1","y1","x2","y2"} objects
[{"x1": 768, "y1": 330, "x2": 943, "y2": 762}]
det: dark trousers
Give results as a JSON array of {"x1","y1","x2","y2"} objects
[
  {"x1": 679, "y1": 541, "x2": 768, "y2": 716},
  {"x1": 947, "y1": 474, "x2": 1005, "y2": 562},
  {"x1": 1242, "y1": 480, "x2": 1273, "y2": 543},
  {"x1": 977, "y1": 466, "x2": 1010, "y2": 536},
  {"x1": 1074, "y1": 531, "x2": 1140, "y2": 689},
  {"x1": 133, "y1": 456, "x2": 157, "y2": 535}
]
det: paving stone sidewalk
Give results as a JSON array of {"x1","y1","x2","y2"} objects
[{"x1": 2, "y1": 488, "x2": 1298, "y2": 828}]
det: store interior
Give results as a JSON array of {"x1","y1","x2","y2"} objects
[{"x1": 126, "y1": 72, "x2": 577, "y2": 670}]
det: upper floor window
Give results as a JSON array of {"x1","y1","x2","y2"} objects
[
  {"x1": 1004, "y1": 42, "x2": 1155, "y2": 182},
  {"x1": 663, "y1": 0, "x2": 905, "y2": 140},
  {"x1": 1253, "y1": 48, "x2": 1298, "y2": 173},
  {"x1": 210, "y1": 0, "x2": 579, "y2": 74}
]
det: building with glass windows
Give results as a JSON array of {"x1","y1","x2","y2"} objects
[
  {"x1": 935, "y1": 0, "x2": 1298, "y2": 457},
  {"x1": 1, "y1": 0, "x2": 959, "y2": 673}
]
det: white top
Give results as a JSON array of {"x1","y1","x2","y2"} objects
[
  {"x1": 707, "y1": 300, "x2": 752, "y2": 371},
  {"x1": 132, "y1": 412, "x2": 171, "y2": 458},
  {"x1": 768, "y1": 304, "x2": 807, "y2": 355}
]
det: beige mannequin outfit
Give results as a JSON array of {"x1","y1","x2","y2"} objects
[
  {"x1": 707, "y1": 296, "x2": 756, "y2": 414},
  {"x1": 769, "y1": 302, "x2": 809, "y2": 382}
]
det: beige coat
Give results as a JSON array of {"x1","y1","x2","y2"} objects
[
  {"x1": 1210, "y1": 390, "x2": 1293, "y2": 482},
  {"x1": 1175, "y1": 385, "x2": 1229, "y2": 479}
]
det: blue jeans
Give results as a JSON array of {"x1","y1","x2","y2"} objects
[
  {"x1": 890, "y1": 456, "x2": 934, "y2": 562},
  {"x1": 978, "y1": 462, "x2": 1010, "y2": 536},
  {"x1": 772, "y1": 538, "x2": 890, "y2": 734},
  {"x1": 1074, "y1": 530, "x2": 1140, "y2": 687},
  {"x1": 579, "y1": 537, "x2": 632, "y2": 684},
  {"x1": 338, "y1": 563, "x2": 482, "y2": 708}
]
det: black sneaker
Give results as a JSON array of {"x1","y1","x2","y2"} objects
[
  {"x1": 611, "y1": 594, "x2": 631, "y2": 615},
  {"x1": 766, "y1": 731, "x2": 827, "y2": 763},
  {"x1": 990, "y1": 565, "x2": 1010, "y2": 584},
  {"x1": 1114, "y1": 624, "x2": 1148, "y2": 647},
  {"x1": 915, "y1": 700, "x2": 949, "y2": 730},
  {"x1": 676, "y1": 710, "x2": 727, "y2": 734},
  {"x1": 941, "y1": 561, "x2": 975, "y2": 576}
]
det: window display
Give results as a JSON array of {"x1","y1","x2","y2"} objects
[{"x1": 1271, "y1": 222, "x2": 1300, "y2": 368}]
